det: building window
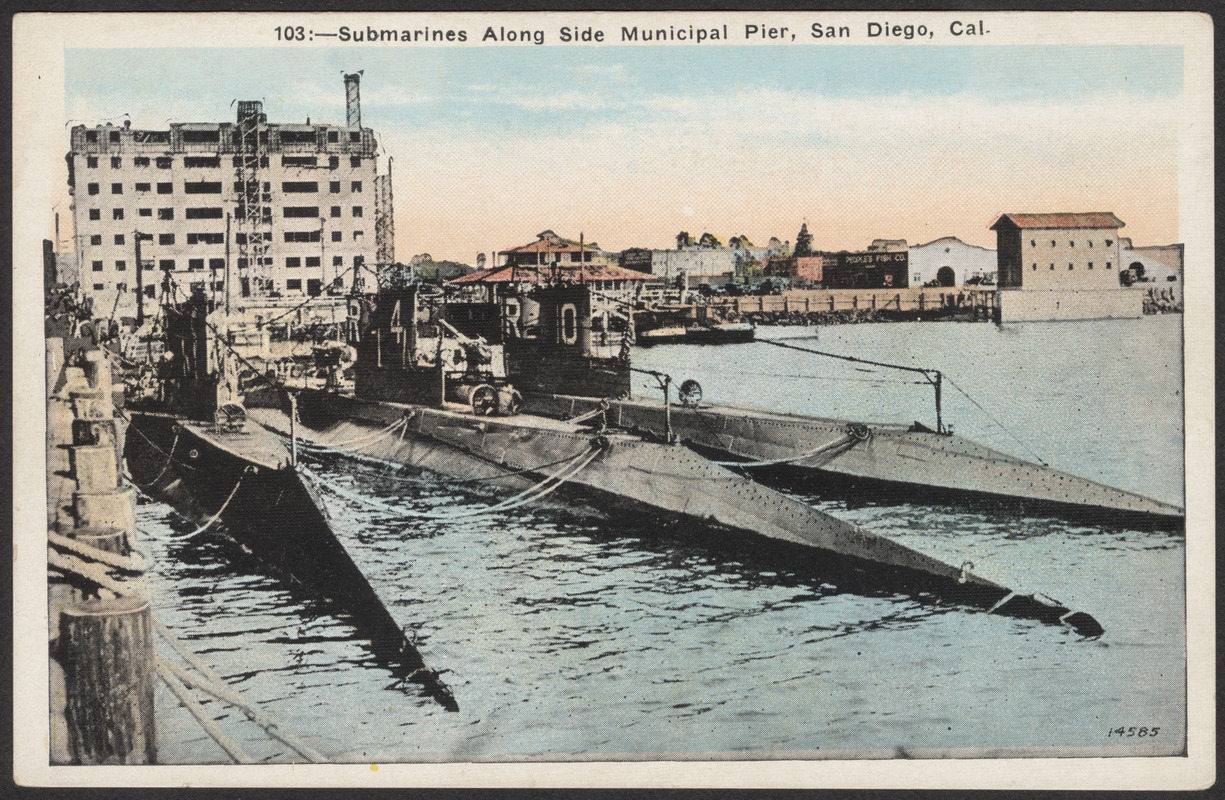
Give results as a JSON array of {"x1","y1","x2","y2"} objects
[
  {"x1": 1030, "y1": 239, "x2": 1035, "y2": 247},
  {"x1": 353, "y1": 231, "x2": 364, "y2": 241},
  {"x1": 1105, "y1": 240, "x2": 1113, "y2": 247},
  {"x1": 286, "y1": 257, "x2": 301, "y2": 268},
  {"x1": 113, "y1": 208, "x2": 124, "y2": 220},
  {"x1": 1088, "y1": 241, "x2": 1093, "y2": 247},
  {"x1": 185, "y1": 207, "x2": 223, "y2": 219},
  {"x1": 184, "y1": 181, "x2": 223, "y2": 194},
  {"x1": 90, "y1": 235, "x2": 102, "y2": 245},
  {"x1": 281, "y1": 155, "x2": 318, "y2": 168},
  {"x1": 115, "y1": 260, "x2": 126, "y2": 271},
  {"x1": 183, "y1": 156, "x2": 220, "y2": 169},
  {"x1": 143, "y1": 285, "x2": 156, "y2": 298},
  {"x1": 134, "y1": 157, "x2": 150, "y2": 167},
  {"x1": 114, "y1": 234, "x2": 125, "y2": 245},
  {"x1": 329, "y1": 156, "x2": 339, "y2": 169},
  {"x1": 93, "y1": 283, "x2": 104, "y2": 291},
  {"x1": 351, "y1": 181, "x2": 362, "y2": 192},
  {"x1": 135, "y1": 182, "x2": 151, "y2": 193},
  {"x1": 283, "y1": 231, "x2": 320, "y2": 243},
  {"x1": 86, "y1": 157, "x2": 98, "y2": 168},
  {"x1": 350, "y1": 156, "x2": 361, "y2": 167},
  {"x1": 85, "y1": 131, "x2": 98, "y2": 143},
  {"x1": 1031, "y1": 264, "x2": 1037, "y2": 270},
  {"x1": 308, "y1": 279, "x2": 323, "y2": 296},
  {"x1": 158, "y1": 259, "x2": 175, "y2": 271},
  {"x1": 286, "y1": 278, "x2": 302, "y2": 291},
  {"x1": 212, "y1": 281, "x2": 224, "y2": 291},
  {"x1": 87, "y1": 183, "x2": 99, "y2": 195},
  {"x1": 156, "y1": 157, "x2": 172, "y2": 169},
  {"x1": 139, "y1": 208, "x2": 152, "y2": 217},
  {"x1": 1069, "y1": 240, "x2": 1075, "y2": 247},
  {"x1": 1088, "y1": 262, "x2": 1094, "y2": 269},
  {"x1": 1049, "y1": 263, "x2": 1054, "y2": 270},
  {"x1": 109, "y1": 131, "x2": 120, "y2": 143},
  {"x1": 91, "y1": 260, "x2": 103, "y2": 272},
  {"x1": 284, "y1": 206, "x2": 320, "y2": 218},
  {"x1": 352, "y1": 206, "x2": 363, "y2": 217},
  {"x1": 159, "y1": 234, "x2": 175, "y2": 245},
  {"x1": 188, "y1": 258, "x2": 205, "y2": 271},
  {"x1": 330, "y1": 206, "x2": 341, "y2": 218},
  {"x1": 306, "y1": 256, "x2": 320, "y2": 268},
  {"x1": 1106, "y1": 262, "x2": 1112, "y2": 269},
  {"x1": 158, "y1": 208, "x2": 174, "y2": 220},
  {"x1": 331, "y1": 230, "x2": 342, "y2": 242},
  {"x1": 157, "y1": 182, "x2": 172, "y2": 194},
  {"x1": 89, "y1": 209, "x2": 101, "y2": 220},
  {"x1": 1068, "y1": 263, "x2": 1074, "y2": 270},
  {"x1": 328, "y1": 131, "x2": 339, "y2": 143},
  {"x1": 1051, "y1": 240, "x2": 1056, "y2": 247},
  {"x1": 111, "y1": 183, "x2": 123, "y2": 194},
  {"x1": 282, "y1": 181, "x2": 319, "y2": 193},
  {"x1": 209, "y1": 258, "x2": 225, "y2": 270},
  {"x1": 111, "y1": 157, "x2": 122, "y2": 168},
  {"x1": 333, "y1": 256, "x2": 343, "y2": 266},
  {"x1": 330, "y1": 181, "x2": 341, "y2": 193}
]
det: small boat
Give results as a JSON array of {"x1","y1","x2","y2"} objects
[
  {"x1": 637, "y1": 322, "x2": 755, "y2": 346},
  {"x1": 122, "y1": 288, "x2": 458, "y2": 711},
  {"x1": 245, "y1": 284, "x2": 1104, "y2": 637}
]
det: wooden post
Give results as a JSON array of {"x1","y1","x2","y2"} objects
[
  {"x1": 68, "y1": 525, "x2": 129, "y2": 556},
  {"x1": 59, "y1": 596, "x2": 157, "y2": 764},
  {"x1": 69, "y1": 389, "x2": 107, "y2": 421},
  {"x1": 73, "y1": 487, "x2": 138, "y2": 538},
  {"x1": 70, "y1": 445, "x2": 119, "y2": 492}
]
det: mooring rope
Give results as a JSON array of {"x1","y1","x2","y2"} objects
[
  {"x1": 941, "y1": 374, "x2": 1049, "y2": 466},
  {"x1": 157, "y1": 664, "x2": 257, "y2": 764},
  {"x1": 166, "y1": 468, "x2": 250, "y2": 540},
  {"x1": 307, "y1": 446, "x2": 602, "y2": 521},
  {"x1": 147, "y1": 428, "x2": 181, "y2": 486},
  {"x1": 296, "y1": 416, "x2": 408, "y2": 451},
  {"x1": 709, "y1": 431, "x2": 861, "y2": 468},
  {"x1": 47, "y1": 530, "x2": 150, "y2": 575}
]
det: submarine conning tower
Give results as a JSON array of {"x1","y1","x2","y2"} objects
[
  {"x1": 502, "y1": 284, "x2": 633, "y2": 401},
  {"x1": 354, "y1": 285, "x2": 518, "y2": 414}
]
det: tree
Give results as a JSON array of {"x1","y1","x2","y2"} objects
[
  {"x1": 794, "y1": 223, "x2": 813, "y2": 257},
  {"x1": 698, "y1": 232, "x2": 723, "y2": 248},
  {"x1": 676, "y1": 231, "x2": 692, "y2": 249}
]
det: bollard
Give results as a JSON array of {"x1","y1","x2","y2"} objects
[
  {"x1": 59, "y1": 596, "x2": 157, "y2": 764},
  {"x1": 70, "y1": 444, "x2": 119, "y2": 493},
  {"x1": 73, "y1": 487, "x2": 137, "y2": 543}
]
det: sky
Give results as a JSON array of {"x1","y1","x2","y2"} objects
[{"x1": 61, "y1": 44, "x2": 1185, "y2": 263}]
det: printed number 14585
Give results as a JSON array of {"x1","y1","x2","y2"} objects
[{"x1": 1108, "y1": 727, "x2": 1159, "y2": 737}]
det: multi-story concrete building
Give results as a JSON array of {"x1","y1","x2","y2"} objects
[
  {"x1": 66, "y1": 75, "x2": 387, "y2": 321},
  {"x1": 990, "y1": 212, "x2": 1141, "y2": 321}
]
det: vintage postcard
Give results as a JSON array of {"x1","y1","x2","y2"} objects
[{"x1": 12, "y1": 10, "x2": 1213, "y2": 790}]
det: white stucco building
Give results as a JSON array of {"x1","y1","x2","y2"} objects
[{"x1": 908, "y1": 236, "x2": 997, "y2": 287}]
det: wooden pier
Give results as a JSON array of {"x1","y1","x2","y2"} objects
[
  {"x1": 707, "y1": 287, "x2": 999, "y2": 320},
  {"x1": 46, "y1": 338, "x2": 155, "y2": 764}
]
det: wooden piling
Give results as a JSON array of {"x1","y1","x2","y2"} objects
[
  {"x1": 70, "y1": 444, "x2": 119, "y2": 492},
  {"x1": 66, "y1": 525, "x2": 129, "y2": 556},
  {"x1": 59, "y1": 596, "x2": 157, "y2": 765},
  {"x1": 73, "y1": 487, "x2": 138, "y2": 538}
]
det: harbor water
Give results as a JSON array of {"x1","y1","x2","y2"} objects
[{"x1": 141, "y1": 315, "x2": 1186, "y2": 762}]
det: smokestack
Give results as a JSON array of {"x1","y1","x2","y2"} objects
[{"x1": 344, "y1": 72, "x2": 362, "y2": 129}]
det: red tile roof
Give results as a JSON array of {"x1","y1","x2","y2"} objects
[
  {"x1": 990, "y1": 212, "x2": 1126, "y2": 231},
  {"x1": 448, "y1": 264, "x2": 649, "y2": 284}
]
